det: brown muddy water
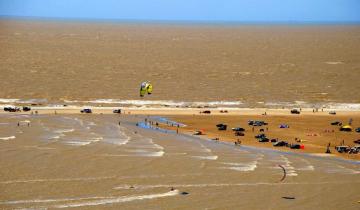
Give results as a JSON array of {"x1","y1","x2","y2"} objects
[{"x1": 0, "y1": 20, "x2": 360, "y2": 107}]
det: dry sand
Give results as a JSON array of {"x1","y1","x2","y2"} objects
[{"x1": 164, "y1": 111, "x2": 360, "y2": 160}]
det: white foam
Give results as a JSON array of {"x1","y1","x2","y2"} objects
[
  {"x1": 279, "y1": 156, "x2": 298, "y2": 176},
  {"x1": 48, "y1": 135, "x2": 61, "y2": 140},
  {"x1": 192, "y1": 155, "x2": 218, "y2": 160},
  {"x1": 54, "y1": 129, "x2": 74, "y2": 134},
  {"x1": 325, "y1": 61, "x2": 344, "y2": 65},
  {"x1": 53, "y1": 190, "x2": 179, "y2": 208},
  {"x1": 0, "y1": 98, "x2": 47, "y2": 104},
  {"x1": 324, "y1": 103, "x2": 360, "y2": 111},
  {"x1": 63, "y1": 99, "x2": 242, "y2": 107},
  {"x1": 64, "y1": 141, "x2": 92, "y2": 146},
  {"x1": 101, "y1": 151, "x2": 164, "y2": 157},
  {"x1": 0, "y1": 136, "x2": 16, "y2": 140},
  {"x1": 139, "y1": 151, "x2": 165, "y2": 157},
  {"x1": 0, "y1": 196, "x2": 109, "y2": 205},
  {"x1": 220, "y1": 161, "x2": 258, "y2": 172},
  {"x1": 297, "y1": 165, "x2": 315, "y2": 171},
  {"x1": 0, "y1": 98, "x2": 19, "y2": 103}
]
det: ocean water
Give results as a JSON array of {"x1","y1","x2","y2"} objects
[{"x1": 0, "y1": 20, "x2": 359, "y2": 106}]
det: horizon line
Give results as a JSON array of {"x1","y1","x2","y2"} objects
[{"x1": 1, "y1": 15, "x2": 360, "y2": 26}]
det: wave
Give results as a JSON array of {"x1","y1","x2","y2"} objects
[
  {"x1": 0, "y1": 136, "x2": 16, "y2": 140},
  {"x1": 54, "y1": 128, "x2": 75, "y2": 134},
  {"x1": 220, "y1": 161, "x2": 258, "y2": 172},
  {"x1": 53, "y1": 190, "x2": 179, "y2": 208},
  {"x1": 0, "y1": 98, "x2": 47, "y2": 104},
  {"x1": 192, "y1": 155, "x2": 218, "y2": 160},
  {"x1": 63, "y1": 99, "x2": 243, "y2": 107},
  {"x1": 1, "y1": 98, "x2": 359, "y2": 110}
]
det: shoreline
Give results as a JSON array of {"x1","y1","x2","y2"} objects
[{"x1": 1, "y1": 106, "x2": 360, "y2": 116}]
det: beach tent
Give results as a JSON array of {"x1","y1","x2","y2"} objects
[{"x1": 339, "y1": 125, "x2": 352, "y2": 132}]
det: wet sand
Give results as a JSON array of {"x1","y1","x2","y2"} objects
[{"x1": 0, "y1": 113, "x2": 359, "y2": 209}]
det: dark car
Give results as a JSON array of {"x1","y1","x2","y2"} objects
[
  {"x1": 200, "y1": 110, "x2": 211, "y2": 114},
  {"x1": 255, "y1": 133, "x2": 266, "y2": 139},
  {"x1": 270, "y1": 138, "x2": 277, "y2": 143},
  {"x1": 4, "y1": 106, "x2": 20, "y2": 112},
  {"x1": 335, "y1": 146, "x2": 350, "y2": 153},
  {"x1": 80, "y1": 108, "x2": 92, "y2": 113},
  {"x1": 354, "y1": 139, "x2": 360, "y2": 144},
  {"x1": 235, "y1": 131, "x2": 245, "y2": 136},
  {"x1": 331, "y1": 121, "x2": 342, "y2": 126},
  {"x1": 329, "y1": 111, "x2": 336, "y2": 115},
  {"x1": 217, "y1": 124, "x2": 227, "y2": 131},
  {"x1": 248, "y1": 120, "x2": 254, "y2": 125},
  {"x1": 273, "y1": 141, "x2": 288, "y2": 147},
  {"x1": 259, "y1": 137, "x2": 269, "y2": 142},
  {"x1": 232, "y1": 127, "x2": 245, "y2": 132},
  {"x1": 290, "y1": 144, "x2": 301, "y2": 149},
  {"x1": 22, "y1": 106, "x2": 31, "y2": 112},
  {"x1": 290, "y1": 109, "x2": 300, "y2": 114},
  {"x1": 355, "y1": 127, "x2": 360, "y2": 133},
  {"x1": 255, "y1": 121, "x2": 268, "y2": 126},
  {"x1": 113, "y1": 109, "x2": 122, "y2": 114}
]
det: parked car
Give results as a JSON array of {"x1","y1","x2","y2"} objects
[
  {"x1": 216, "y1": 123, "x2": 227, "y2": 131},
  {"x1": 331, "y1": 121, "x2": 341, "y2": 126},
  {"x1": 290, "y1": 109, "x2": 300, "y2": 114},
  {"x1": 113, "y1": 109, "x2": 122, "y2": 114},
  {"x1": 235, "y1": 131, "x2": 245, "y2": 136},
  {"x1": 335, "y1": 146, "x2": 350, "y2": 153},
  {"x1": 349, "y1": 146, "x2": 360, "y2": 154},
  {"x1": 259, "y1": 137, "x2": 269, "y2": 142},
  {"x1": 273, "y1": 141, "x2": 288, "y2": 147},
  {"x1": 200, "y1": 110, "x2": 211, "y2": 114},
  {"x1": 354, "y1": 139, "x2": 360, "y2": 144},
  {"x1": 329, "y1": 111, "x2": 336, "y2": 115},
  {"x1": 355, "y1": 127, "x2": 360, "y2": 133},
  {"x1": 22, "y1": 106, "x2": 31, "y2": 112},
  {"x1": 290, "y1": 144, "x2": 301, "y2": 149},
  {"x1": 270, "y1": 138, "x2": 277, "y2": 143},
  {"x1": 232, "y1": 127, "x2": 245, "y2": 132},
  {"x1": 4, "y1": 106, "x2": 20, "y2": 112},
  {"x1": 80, "y1": 108, "x2": 92, "y2": 113},
  {"x1": 255, "y1": 133, "x2": 266, "y2": 139},
  {"x1": 254, "y1": 121, "x2": 268, "y2": 126}
]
